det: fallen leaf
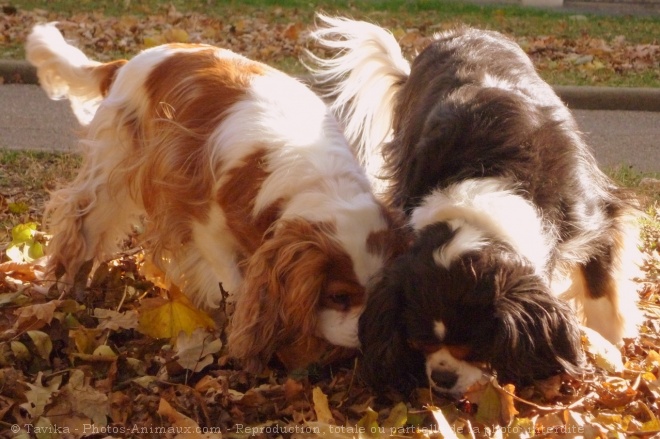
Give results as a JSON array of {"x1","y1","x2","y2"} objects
[
  {"x1": 62, "y1": 369, "x2": 109, "y2": 426},
  {"x1": 19, "y1": 372, "x2": 62, "y2": 418},
  {"x1": 0, "y1": 261, "x2": 38, "y2": 281},
  {"x1": 475, "y1": 381, "x2": 501, "y2": 427},
  {"x1": 429, "y1": 406, "x2": 459, "y2": 439},
  {"x1": 582, "y1": 326, "x2": 624, "y2": 373},
  {"x1": 174, "y1": 328, "x2": 223, "y2": 372},
  {"x1": 137, "y1": 284, "x2": 215, "y2": 339},
  {"x1": 13, "y1": 300, "x2": 61, "y2": 332},
  {"x1": 94, "y1": 308, "x2": 139, "y2": 331},
  {"x1": 356, "y1": 407, "x2": 379, "y2": 435},
  {"x1": 382, "y1": 401, "x2": 407, "y2": 429},
  {"x1": 312, "y1": 386, "x2": 335, "y2": 424},
  {"x1": 158, "y1": 398, "x2": 222, "y2": 438},
  {"x1": 27, "y1": 330, "x2": 52, "y2": 361},
  {"x1": 500, "y1": 383, "x2": 519, "y2": 424}
]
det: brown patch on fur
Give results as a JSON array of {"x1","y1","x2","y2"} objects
[
  {"x1": 216, "y1": 148, "x2": 283, "y2": 256},
  {"x1": 408, "y1": 342, "x2": 470, "y2": 361},
  {"x1": 446, "y1": 345, "x2": 472, "y2": 361},
  {"x1": 366, "y1": 206, "x2": 411, "y2": 262},
  {"x1": 321, "y1": 251, "x2": 365, "y2": 311},
  {"x1": 122, "y1": 47, "x2": 266, "y2": 256},
  {"x1": 90, "y1": 59, "x2": 128, "y2": 96},
  {"x1": 229, "y1": 218, "x2": 365, "y2": 372}
]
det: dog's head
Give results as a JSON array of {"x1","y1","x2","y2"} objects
[
  {"x1": 359, "y1": 221, "x2": 585, "y2": 395},
  {"x1": 229, "y1": 213, "x2": 407, "y2": 372}
]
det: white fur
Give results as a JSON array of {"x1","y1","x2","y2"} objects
[
  {"x1": 317, "y1": 308, "x2": 362, "y2": 347},
  {"x1": 26, "y1": 24, "x2": 392, "y2": 361},
  {"x1": 211, "y1": 74, "x2": 388, "y2": 286},
  {"x1": 25, "y1": 23, "x2": 102, "y2": 124},
  {"x1": 307, "y1": 14, "x2": 411, "y2": 196},
  {"x1": 556, "y1": 213, "x2": 644, "y2": 345},
  {"x1": 433, "y1": 320, "x2": 447, "y2": 341},
  {"x1": 433, "y1": 220, "x2": 489, "y2": 269},
  {"x1": 412, "y1": 178, "x2": 554, "y2": 276},
  {"x1": 426, "y1": 348, "x2": 484, "y2": 395}
]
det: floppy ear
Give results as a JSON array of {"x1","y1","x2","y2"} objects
[
  {"x1": 490, "y1": 269, "x2": 585, "y2": 384},
  {"x1": 358, "y1": 260, "x2": 426, "y2": 393},
  {"x1": 227, "y1": 219, "x2": 338, "y2": 373}
]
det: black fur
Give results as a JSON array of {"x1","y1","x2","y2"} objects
[{"x1": 355, "y1": 27, "x2": 638, "y2": 393}]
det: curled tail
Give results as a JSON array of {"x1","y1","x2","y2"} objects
[
  {"x1": 25, "y1": 23, "x2": 126, "y2": 125},
  {"x1": 306, "y1": 15, "x2": 410, "y2": 194}
]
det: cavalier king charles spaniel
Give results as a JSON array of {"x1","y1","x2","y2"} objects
[
  {"x1": 308, "y1": 16, "x2": 643, "y2": 394},
  {"x1": 25, "y1": 23, "x2": 405, "y2": 372}
]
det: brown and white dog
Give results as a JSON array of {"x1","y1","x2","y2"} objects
[
  {"x1": 308, "y1": 16, "x2": 643, "y2": 394},
  {"x1": 25, "y1": 23, "x2": 405, "y2": 372}
]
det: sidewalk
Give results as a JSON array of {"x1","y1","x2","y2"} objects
[
  {"x1": 2, "y1": 0, "x2": 658, "y2": 170},
  {"x1": 1, "y1": 60, "x2": 659, "y2": 112}
]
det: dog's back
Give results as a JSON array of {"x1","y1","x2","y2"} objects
[
  {"x1": 27, "y1": 23, "x2": 406, "y2": 372},
  {"x1": 309, "y1": 18, "x2": 643, "y2": 392}
]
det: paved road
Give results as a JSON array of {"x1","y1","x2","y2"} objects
[{"x1": 1, "y1": 84, "x2": 659, "y2": 172}]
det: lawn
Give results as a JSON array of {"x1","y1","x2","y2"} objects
[{"x1": 2, "y1": 0, "x2": 659, "y2": 87}]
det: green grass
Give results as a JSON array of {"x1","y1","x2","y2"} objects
[
  {"x1": 6, "y1": 0, "x2": 660, "y2": 87},
  {"x1": 1, "y1": 149, "x2": 658, "y2": 245},
  {"x1": 607, "y1": 164, "x2": 660, "y2": 204},
  {"x1": 14, "y1": 0, "x2": 660, "y2": 43},
  {"x1": 0, "y1": 150, "x2": 81, "y2": 244}
]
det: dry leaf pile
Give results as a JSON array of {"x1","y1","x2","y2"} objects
[
  {"x1": 2, "y1": 3, "x2": 660, "y2": 438},
  {"x1": 0, "y1": 4, "x2": 658, "y2": 84},
  {"x1": 1, "y1": 245, "x2": 660, "y2": 438}
]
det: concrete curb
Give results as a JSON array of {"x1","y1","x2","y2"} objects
[
  {"x1": 555, "y1": 86, "x2": 660, "y2": 112},
  {"x1": 2, "y1": 60, "x2": 659, "y2": 112},
  {"x1": 0, "y1": 60, "x2": 38, "y2": 85}
]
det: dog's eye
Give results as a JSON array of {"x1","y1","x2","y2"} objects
[
  {"x1": 327, "y1": 293, "x2": 352, "y2": 311},
  {"x1": 446, "y1": 345, "x2": 472, "y2": 361},
  {"x1": 408, "y1": 339, "x2": 442, "y2": 354}
]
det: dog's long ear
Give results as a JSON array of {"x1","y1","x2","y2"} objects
[
  {"x1": 490, "y1": 269, "x2": 585, "y2": 384},
  {"x1": 358, "y1": 261, "x2": 426, "y2": 393},
  {"x1": 227, "y1": 219, "x2": 337, "y2": 373}
]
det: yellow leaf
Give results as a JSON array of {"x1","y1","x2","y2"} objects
[
  {"x1": 233, "y1": 19, "x2": 247, "y2": 34},
  {"x1": 383, "y1": 401, "x2": 407, "y2": 429},
  {"x1": 646, "y1": 350, "x2": 660, "y2": 368},
  {"x1": 499, "y1": 383, "x2": 519, "y2": 425},
  {"x1": 139, "y1": 256, "x2": 171, "y2": 290},
  {"x1": 312, "y1": 386, "x2": 334, "y2": 424},
  {"x1": 581, "y1": 326, "x2": 624, "y2": 373},
  {"x1": 92, "y1": 345, "x2": 117, "y2": 358},
  {"x1": 27, "y1": 330, "x2": 52, "y2": 360},
  {"x1": 391, "y1": 27, "x2": 405, "y2": 41},
  {"x1": 144, "y1": 34, "x2": 166, "y2": 48},
  {"x1": 475, "y1": 382, "x2": 501, "y2": 427},
  {"x1": 166, "y1": 28, "x2": 189, "y2": 43},
  {"x1": 158, "y1": 398, "x2": 222, "y2": 439},
  {"x1": 70, "y1": 327, "x2": 103, "y2": 355},
  {"x1": 429, "y1": 406, "x2": 459, "y2": 439},
  {"x1": 356, "y1": 407, "x2": 380, "y2": 436},
  {"x1": 137, "y1": 285, "x2": 215, "y2": 339},
  {"x1": 11, "y1": 341, "x2": 30, "y2": 361},
  {"x1": 19, "y1": 372, "x2": 62, "y2": 418}
]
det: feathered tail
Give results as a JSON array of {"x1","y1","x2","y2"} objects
[
  {"x1": 306, "y1": 15, "x2": 410, "y2": 195},
  {"x1": 25, "y1": 23, "x2": 126, "y2": 125}
]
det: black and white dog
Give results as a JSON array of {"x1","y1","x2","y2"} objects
[{"x1": 308, "y1": 16, "x2": 643, "y2": 394}]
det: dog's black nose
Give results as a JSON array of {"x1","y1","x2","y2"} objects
[{"x1": 431, "y1": 370, "x2": 459, "y2": 389}]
